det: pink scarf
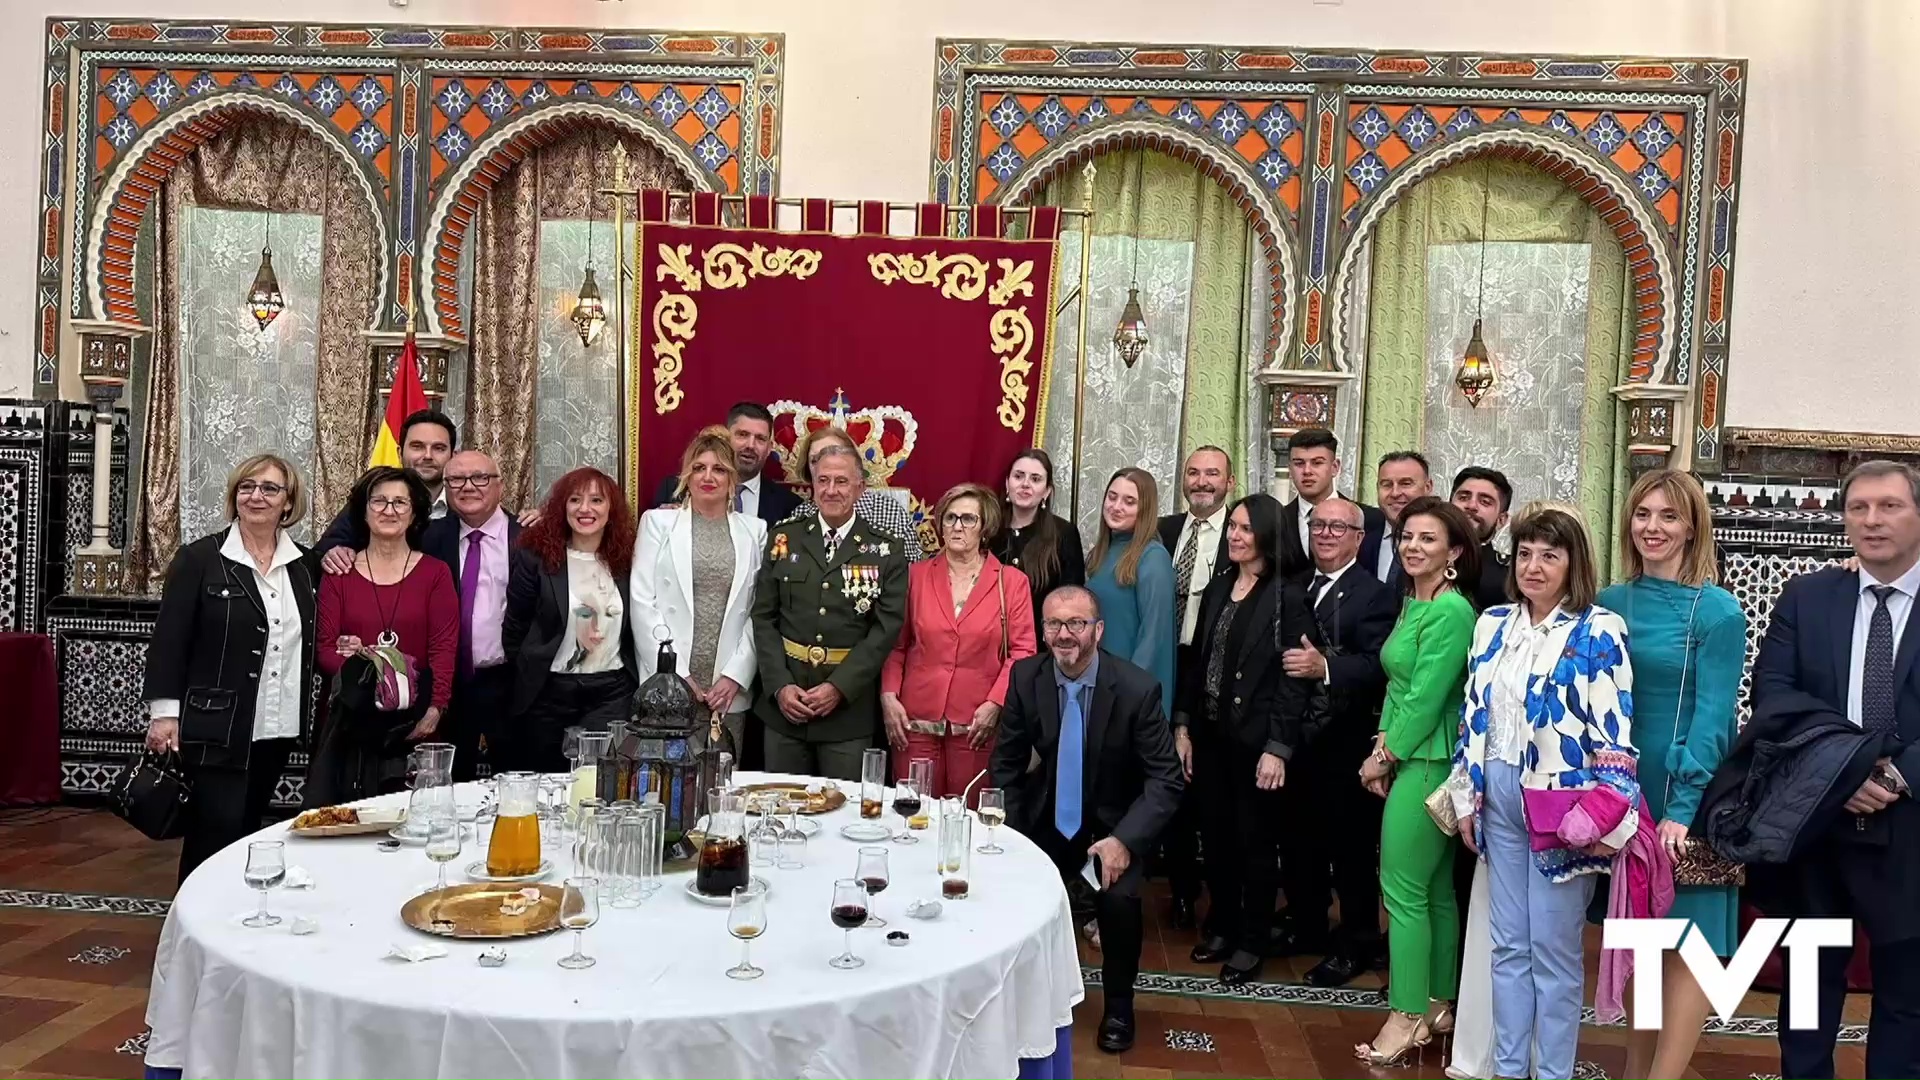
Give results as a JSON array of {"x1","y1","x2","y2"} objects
[{"x1": 1592, "y1": 800, "x2": 1675, "y2": 1024}]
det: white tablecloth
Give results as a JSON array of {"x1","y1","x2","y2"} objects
[{"x1": 145, "y1": 773, "x2": 1084, "y2": 1079}]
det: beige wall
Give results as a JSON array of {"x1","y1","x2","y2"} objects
[{"x1": 1, "y1": 0, "x2": 1913, "y2": 434}]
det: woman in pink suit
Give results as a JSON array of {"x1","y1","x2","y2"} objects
[{"x1": 881, "y1": 483, "x2": 1038, "y2": 801}]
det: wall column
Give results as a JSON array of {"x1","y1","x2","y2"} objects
[
  {"x1": 1613, "y1": 382, "x2": 1690, "y2": 477},
  {"x1": 68, "y1": 320, "x2": 149, "y2": 596}
]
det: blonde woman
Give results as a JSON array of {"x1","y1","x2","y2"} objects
[
  {"x1": 1086, "y1": 468, "x2": 1176, "y2": 715},
  {"x1": 631, "y1": 427, "x2": 766, "y2": 748}
]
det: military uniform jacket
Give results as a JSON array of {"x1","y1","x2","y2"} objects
[{"x1": 751, "y1": 511, "x2": 909, "y2": 742}]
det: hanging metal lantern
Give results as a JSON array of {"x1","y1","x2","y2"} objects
[
  {"x1": 570, "y1": 267, "x2": 607, "y2": 347},
  {"x1": 246, "y1": 248, "x2": 284, "y2": 330},
  {"x1": 1111, "y1": 286, "x2": 1149, "y2": 368},
  {"x1": 1454, "y1": 317, "x2": 1495, "y2": 407}
]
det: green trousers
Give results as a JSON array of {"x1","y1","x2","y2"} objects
[{"x1": 1380, "y1": 758, "x2": 1460, "y2": 1013}]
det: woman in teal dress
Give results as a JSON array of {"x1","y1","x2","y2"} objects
[
  {"x1": 1597, "y1": 468, "x2": 1746, "y2": 1080},
  {"x1": 1085, "y1": 467, "x2": 1176, "y2": 715}
]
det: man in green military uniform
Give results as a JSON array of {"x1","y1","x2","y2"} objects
[{"x1": 752, "y1": 439, "x2": 909, "y2": 780}]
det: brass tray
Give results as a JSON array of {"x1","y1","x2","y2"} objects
[
  {"x1": 737, "y1": 782, "x2": 846, "y2": 815},
  {"x1": 400, "y1": 882, "x2": 565, "y2": 939}
]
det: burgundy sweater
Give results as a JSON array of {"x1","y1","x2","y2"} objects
[{"x1": 317, "y1": 557, "x2": 460, "y2": 710}]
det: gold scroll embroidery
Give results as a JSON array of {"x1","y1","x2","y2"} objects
[
  {"x1": 649, "y1": 240, "x2": 822, "y2": 414},
  {"x1": 869, "y1": 252, "x2": 1041, "y2": 430}
]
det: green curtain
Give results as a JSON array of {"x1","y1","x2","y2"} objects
[
  {"x1": 1357, "y1": 158, "x2": 1629, "y2": 577},
  {"x1": 1039, "y1": 149, "x2": 1255, "y2": 474}
]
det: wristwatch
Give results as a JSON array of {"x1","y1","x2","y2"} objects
[{"x1": 1875, "y1": 762, "x2": 1910, "y2": 797}]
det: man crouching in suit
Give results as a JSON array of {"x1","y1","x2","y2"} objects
[
  {"x1": 991, "y1": 586, "x2": 1184, "y2": 1054},
  {"x1": 1273, "y1": 496, "x2": 1398, "y2": 986}
]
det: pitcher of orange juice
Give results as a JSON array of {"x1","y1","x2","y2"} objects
[{"x1": 486, "y1": 771, "x2": 543, "y2": 876}]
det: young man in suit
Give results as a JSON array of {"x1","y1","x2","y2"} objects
[
  {"x1": 314, "y1": 410, "x2": 457, "y2": 558},
  {"x1": 1279, "y1": 428, "x2": 1384, "y2": 581},
  {"x1": 1449, "y1": 465, "x2": 1513, "y2": 613},
  {"x1": 652, "y1": 401, "x2": 800, "y2": 525},
  {"x1": 990, "y1": 586, "x2": 1184, "y2": 1054},
  {"x1": 1153, "y1": 446, "x2": 1234, "y2": 930},
  {"x1": 1752, "y1": 460, "x2": 1920, "y2": 1080},
  {"x1": 1373, "y1": 450, "x2": 1433, "y2": 587},
  {"x1": 1272, "y1": 497, "x2": 1398, "y2": 985}
]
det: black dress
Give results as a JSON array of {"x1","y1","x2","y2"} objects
[{"x1": 993, "y1": 512, "x2": 1086, "y2": 640}]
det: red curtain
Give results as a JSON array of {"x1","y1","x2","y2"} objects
[{"x1": 631, "y1": 203, "x2": 1061, "y2": 548}]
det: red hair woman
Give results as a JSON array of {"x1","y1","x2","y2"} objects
[{"x1": 503, "y1": 467, "x2": 639, "y2": 771}]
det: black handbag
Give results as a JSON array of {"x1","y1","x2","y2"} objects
[{"x1": 109, "y1": 751, "x2": 193, "y2": 841}]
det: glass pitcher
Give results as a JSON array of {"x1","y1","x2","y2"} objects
[
  {"x1": 486, "y1": 771, "x2": 543, "y2": 877},
  {"x1": 695, "y1": 789, "x2": 748, "y2": 897}
]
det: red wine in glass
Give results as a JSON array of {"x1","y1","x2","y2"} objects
[
  {"x1": 829, "y1": 878, "x2": 869, "y2": 969},
  {"x1": 830, "y1": 903, "x2": 870, "y2": 929}
]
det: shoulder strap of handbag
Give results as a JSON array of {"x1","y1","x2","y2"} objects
[
  {"x1": 997, "y1": 565, "x2": 1010, "y2": 662},
  {"x1": 1661, "y1": 584, "x2": 1706, "y2": 811}
]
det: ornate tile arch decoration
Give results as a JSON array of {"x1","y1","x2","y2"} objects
[
  {"x1": 85, "y1": 90, "x2": 393, "y2": 330},
  {"x1": 930, "y1": 40, "x2": 1747, "y2": 470}
]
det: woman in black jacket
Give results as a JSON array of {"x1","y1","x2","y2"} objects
[
  {"x1": 1171, "y1": 492, "x2": 1292, "y2": 987},
  {"x1": 143, "y1": 453, "x2": 318, "y2": 884},
  {"x1": 993, "y1": 449, "x2": 1085, "y2": 642}
]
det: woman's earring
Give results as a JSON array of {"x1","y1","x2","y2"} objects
[{"x1": 1443, "y1": 561, "x2": 1458, "y2": 582}]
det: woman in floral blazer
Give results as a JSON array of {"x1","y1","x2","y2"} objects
[{"x1": 1446, "y1": 505, "x2": 1637, "y2": 1080}]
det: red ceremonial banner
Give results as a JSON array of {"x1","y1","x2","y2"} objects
[{"x1": 630, "y1": 209, "x2": 1061, "y2": 552}]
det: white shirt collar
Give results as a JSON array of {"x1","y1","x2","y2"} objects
[
  {"x1": 1190, "y1": 504, "x2": 1227, "y2": 531},
  {"x1": 220, "y1": 524, "x2": 302, "y2": 573},
  {"x1": 1312, "y1": 558, "x2": 1356, "y2": 588},
  {"x1": 819, "y1": 513, "x2": 852, "y2": 544},
  {"x1": 741, "y1": 473, "x2": 761, "y2": 495},
  {"x1": 459, "y1": 506, "x2": 508, "y2": 541},
  {"x1": 1859, "y1": 561, "x2": 1920, "y2": 599}
]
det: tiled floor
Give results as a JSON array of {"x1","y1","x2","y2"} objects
[{"x1": 0, "y1": 805, "x2": 1868, "y2": 1079}]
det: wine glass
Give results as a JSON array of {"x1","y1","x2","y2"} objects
[
  {"x1": 828, "y1": 878, "x2": 869, "y2": 969},
  {"x1": 726, "y1": 881, "x2": 769, "y2": 980},
  {"x1": 977, "y1": 787, "x2": 1007, "y2": 855},
  {"x1": 424, "y1": 816, "x2": 462, "y2": 892},
  {"x1": 557, "y1": 876, "x2": 600, "y2": 970},
  {"x1": 242, "y1": 840, "x2": 286, "y2": 928},
  {"x1": 892, "y1": 758, "x2": 931, "y2": 845},
  {"x1": 775, "y1": 799, "x2": 807, "y2": 871},
  {"x1": 854, "y1": 845, "x2": 890, "y2": 929}
]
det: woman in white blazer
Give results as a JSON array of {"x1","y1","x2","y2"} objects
[{"x1": 631, "y1": 427, "x2": 766, "y2": 748}]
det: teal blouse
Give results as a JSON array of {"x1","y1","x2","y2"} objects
[{"x1": 1086, "y1": 535, "x2": 1177, "y2": 715}]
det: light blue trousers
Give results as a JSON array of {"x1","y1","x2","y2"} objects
[{"x1": 1482, "y1": 759, "x2": 1595, "y2": 1080}]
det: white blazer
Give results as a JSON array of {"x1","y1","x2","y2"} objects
[{"x1": 630, "y1": 508, "x2": 766, "y2": 710}]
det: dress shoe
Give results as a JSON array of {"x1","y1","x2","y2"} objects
[
  {"x1": 1266, "y1": 924, "x2": 1329, "y2": 958},
  {"x1": 1168, "y1": 897, "x2": 1197, "y2": 930},
  {"x1": 1305, "y1": 951, "x2": 1362, "y2": 988},
  {"x1": 1190, "y1": 935, "x2": 1234, "y2": 964},
  {"x1": 1097, "y1": 1011, "x2": 1136, "y2": 1053},
  {"x1": 1219, "y1": 950, "x2": 1263, "y2": 987}
]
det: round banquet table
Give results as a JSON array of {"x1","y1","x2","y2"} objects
[{"x1": 144, "y1": 773, "x2": 1084, "y2": 1079}]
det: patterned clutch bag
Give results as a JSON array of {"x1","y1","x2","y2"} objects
[{"x1": 1672, "y1": 838, "x2": 1745, "y2": 886}]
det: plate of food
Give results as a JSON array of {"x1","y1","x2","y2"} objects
[
  {"x1": 401, "y1": 884, "x2": 564, "y2": 939},
  {"x1": 288, "y1": 804, "x2": 405, "y2": 838},
  {"x1": 736, "y1": 782, "x2": 847, "y2": 815}
]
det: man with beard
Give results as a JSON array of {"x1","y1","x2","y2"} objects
[
  {"x1": 1154, "y1": 446, "x2": 1234, "y2": 930},
  {"x1": 1279, "y1": 428, "x2": 1384, "y2": 581},
  {"x1": 1372, "y1": 450, "x2": 1432, "y2": 587},
  {"x1": 651, "y1": 401, "x2": 800, "y2": 525},
  {"x1": 1449, "y1": 465, "x2": 1513, "y2": 612},
  {"x1": 315, "y1": 410, "x2": 456, "y2": 562}
]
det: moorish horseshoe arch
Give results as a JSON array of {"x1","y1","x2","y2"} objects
[
  {"x1": 419, "y1": 101, "x2": 715, "y2": 341},
  {"x1": 84, "y1": 90, "x2": 393, "y2": 330},
  {"x1": 1327, "y1": 127, "x2": 1680, "y2": 384},
  {"x1": 993, "y1": 116, "x2": 1300, "y2": 367}
]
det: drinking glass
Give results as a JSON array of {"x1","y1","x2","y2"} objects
[
  {"x1": 977, "y1": 788, "x2": 1007, "y2": 855},
  {"x1": 636, "y1": 802, "x2": 666, "y2": 897},
  {"x1": 859, "y1": 748, "x2": 886, "y2": 822},
  {"x1": 828, "y1": 878, "x2": 869, "y2": 969},
  {"x1": 892, "y1": 758, "x2": 930, "y2": 845},
  {"x1": 726, "y1": 881, "x2": 769, "y2": 980},
  {"x1": 242, "y1": 840, "x2": 286, "y2": 928},
  {"x1": 854, "y1": 845, "x2": 890, "y2": 929},
  {"x1": 939, "y1": 808, "x2": 971, "y2": 899},
  {"x1": 424, "y1": 816, "x2": 462, "y2": 893},
  {"x1": 748, "y1": 795, "x2": 780, "y2": 869},
  {"x1": 775, "y1": 799, "x2": 807, "y2": 870},
  {"x1": 608, "y1": 813, "x2": 644, "y2": 909},
  {"x1": 557, "y1": 877, "x2": 600, "y2": 970}
]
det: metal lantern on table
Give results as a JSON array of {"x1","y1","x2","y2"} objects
[{"x1": 597, "y1": 636, "x2": 730, "y2": 860}]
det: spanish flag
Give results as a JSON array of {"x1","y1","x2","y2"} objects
[{"x1": 369, "y1": 333, "x2": 429, "y2": 468}]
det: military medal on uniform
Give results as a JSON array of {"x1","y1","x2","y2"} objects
[{"x1": 842, "y1": 563, "x2": 880, "y2": 614}]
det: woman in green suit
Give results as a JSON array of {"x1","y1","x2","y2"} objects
[{"x1": 1354, "y1": 495, "x2": 1481, "y2": 1066}]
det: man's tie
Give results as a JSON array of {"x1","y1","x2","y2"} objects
[
  {"x1": 1173, "y1": 522, "x2": 1201, "y2": 630},
  {"x1": 733, "y1": 488, "x2": 744, "y2": 513},
  {"x1": 1864, "y1": 584, "x2": 1899, "y2": 735},
  {"x1": 824, "y1": 526, "x2": 840, "y2": 563},
  {"x1": 1308, "y1": 572, "x2": 1330, "y2": 607},
  {"x1": 1054, "y1": 678, "x2": 1087, "y2": 840},
  {"x1": 457, "y1": 530, "x2": 482, "y2": 679}
]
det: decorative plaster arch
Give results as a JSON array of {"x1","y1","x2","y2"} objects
[
  {"x1": 1328, "y1": 128, "x2": 1679, "y2": 383},
  {"x1": 994, "y1": 117, "x2": 1299, "y2": 367},
  {"x1": 420, "y1": 102, "x2": 712, "y2": 341},
  {"x1": 84, "y1": 91, "x2": 391, "y2": 330}
]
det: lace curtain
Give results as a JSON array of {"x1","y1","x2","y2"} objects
[
  {"x1": 532, "y1": 220, "x2": 633, "y2": 496},
  {"x1": 1034, "y1": 149, "x2": 1260, "y2": 538}
]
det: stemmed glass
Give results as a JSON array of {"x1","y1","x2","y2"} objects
[
  {"x1": 557, "y1": 877, "x2": 600, "y2": 970},
  {"x1": 977, "y1": 787, "x2": 1007, "y2": 855},
  {"x1": 775, "y1": 799, "x2": 807, "y2": 871},
  {"x1": 242, "y1": 840, "x2": 286, "y2": 928},
  {"x1": 828, "y1": 878, "x2": 869, "y2": 970},
  {"x1": 726, "y1": 881, "x2": 769, "y2": 980},
  {"x1": 424, "y1": 816, "x2": 462, "y2": 893},
  {"x1": 892, "y1": 759, "x2": 931, "y2": 844},
  {"x1": 854, "y1": 845, "x2": 890, "y2": 929}
]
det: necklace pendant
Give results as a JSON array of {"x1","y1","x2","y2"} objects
[{"x1": 375, "y1": 629, "x2": 399, "y2": 649}]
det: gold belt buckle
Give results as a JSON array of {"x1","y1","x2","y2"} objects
[{"x1": 807, "y1": 645, "x2": 828, "y2": 665}]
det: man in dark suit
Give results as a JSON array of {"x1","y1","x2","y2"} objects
[
  {"x1": 1371, "y1": 450, "x2": 1433, "y2": 587},
  {"x1": 1278, "y1": 428, "x2": 1384, "y2": 581},
  {"x1": 1271, "y1": 496, "x2": 1398, "y2": 985},
  {"x1": 1154, "y1": 445, "x2": 1234, "y2": 930},
  {"x1": 991, "y1": 586, "x2": 1183, "y2": 1054},
  {"x1": 651, "y1": 401, "x2": 800, "y2": 525},
  {"x1": 314, "y1": 409, "x2": 458, "y2": 562},
  {"x1": 1752, "y1": 459, "x2": 1920, "y2": 1080},
  {"x1": 1449, "y1": 465, "x2": 1512, "y2": 613}
]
